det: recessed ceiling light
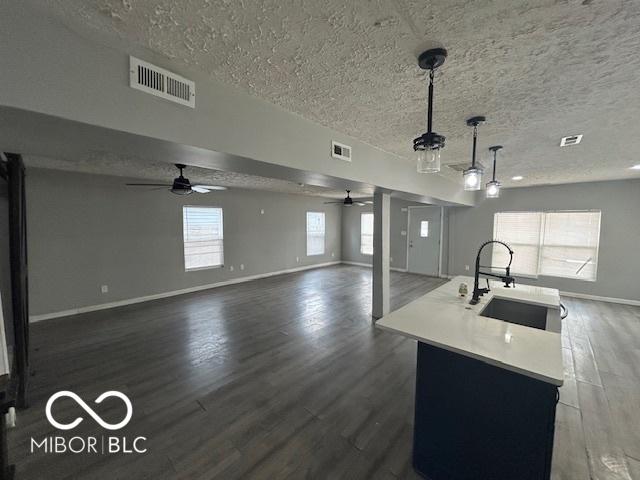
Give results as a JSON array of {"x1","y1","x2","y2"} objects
[
  {"x1": 560, "y1": 134, "x2": 583, "y2": 147},
  {"x1": 630, "y1": 164, "x2": 640, "y2": 170},
  {"x1": 511, "y1": 176, "x2": 523, "y2": 181}
]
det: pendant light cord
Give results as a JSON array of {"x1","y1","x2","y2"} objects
[
  {"x1": 427, "y1": 69, "x2": 434, "y2": 133},
  {"x1": 471, "y1": 125, "x2": 478, "y2": 168},
  {"x1": 492, "y1": 149, "x2": 497, "y2": 181}
]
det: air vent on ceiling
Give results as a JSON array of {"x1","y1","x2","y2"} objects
[
  {"x1": 129, "y1": 56, "x2": 196, "y2": 108},
  {"x1": 560, "y1": 134, "x2": 583, "y2": 147},
  {"x1": 331, "y1": 141, "x2": 352, "y2": 162},
  {"x1": 446, "y1": 162, "x2": 485, "y2": 172}
]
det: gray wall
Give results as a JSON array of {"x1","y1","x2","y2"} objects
[
  {"x1": 27, "y1": 168, "x2": 342, "y2": 316},
  {"x1": 447, "y1": 179, "x2": 640, "y2": 301},
  {"x1": 341, "y1": 198, "x2": 427, "y2": 271}
]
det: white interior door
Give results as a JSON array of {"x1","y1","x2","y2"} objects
[{"x1": 407, "y1": 207, "x2": 441, "y2": 276}]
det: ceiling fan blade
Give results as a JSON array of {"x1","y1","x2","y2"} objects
[
  {"x1": 191, "y1": 186, "x2": 211, "y2": 193},
  {"x1": 192, "y1": 185, "x2": 228, "y2": 191},
  {"x1": 362, "y1": 200, "x2": 374, "y2": 204},
  {"x1": 125, "y1": 183, "x2": 172, "y2": 187},
  {"x1": 354, "y1": 202, "x2": 367, "y2": 206},
  {"x1": 323, "y1": 201, "x2": 344, "y2": 204}
]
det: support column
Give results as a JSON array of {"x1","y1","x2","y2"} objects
[{"x1": 372, "y1": 191, "x2": 390, "y2": 320}]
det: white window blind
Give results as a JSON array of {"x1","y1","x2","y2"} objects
[
  {"x1": 492, "y1": 210, "x2": 601, "y2": 281},
  {"x1": 493, "y1": 212, "x2": 543, "y2": 276},
  {"x1": 361, "y1": 213, "x2": 374, "y2": 255},
  {"x1": 540, "y1": 211, "x2": 601, "y2": 280},
  {"x1": 306, "y1": 212, "x2": 325, "y2": 256},
  {"x1": 183, "y1": 206, "x2": 224, "y2": 271}
]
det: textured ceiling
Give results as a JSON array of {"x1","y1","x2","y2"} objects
[
  {"x1": 41, "y1": 0, "x2": 640, "y2": 187},
  {"x1": 23, "y1": 153, "x2": 368, "y2": 199}
]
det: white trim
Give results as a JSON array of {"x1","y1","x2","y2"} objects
[
  {"x1": 559, "y1": 291, "x2": 640, "y2": 306},
  {"x1": 341, "y1": 261, "x2": 407, "y2": 273},
  {"x1": 29, "y1": 261, "x2": 341, "y2": 323}
]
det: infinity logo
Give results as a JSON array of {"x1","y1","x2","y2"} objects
[{"x1": 45, "y1": 391, "x2": 133, "y2": 431}]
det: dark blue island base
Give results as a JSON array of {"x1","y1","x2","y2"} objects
[{"x1": 413, "y1": 342, "x2": 559, "y2": 480}]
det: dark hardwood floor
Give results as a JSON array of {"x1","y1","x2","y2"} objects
[{"x1": 8, "y1": 265, "x2": 640, "y2": 479}]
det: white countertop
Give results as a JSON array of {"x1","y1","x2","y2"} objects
[{"x1": 376, "y1": 276, "x2": 564, "y2": 386}]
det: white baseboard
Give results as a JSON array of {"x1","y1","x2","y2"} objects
[
  {"x1": 559, "y1": 291, "x2": 640, "y2": 306},
  {"x1": 341, "y1": 261, "x2": 407, "y2": 273},
  {"x1": 29, "y1": 261, "x2": 341, "y2": 323}
]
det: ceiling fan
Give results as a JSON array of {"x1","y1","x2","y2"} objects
[
  {"x1": 126, "y1": 164, "x2": 227, "y2": 195},
  {"x1": 324, "y1": 190, "x2": 373, "y2": 207}
]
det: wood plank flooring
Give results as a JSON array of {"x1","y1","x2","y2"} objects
[{"x1": 8, "y1": 265, "x2": 640, "y2": 479}]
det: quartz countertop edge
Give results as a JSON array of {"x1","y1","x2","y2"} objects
[{"x1": 376, "y1": 276, "x2": 564, "y2": 386}]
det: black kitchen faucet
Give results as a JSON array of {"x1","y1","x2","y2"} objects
[{"x1": 469, "y1": 240, "x2": 516, "y2": 305}]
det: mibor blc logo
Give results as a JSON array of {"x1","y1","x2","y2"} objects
[{"x1": 31, "y1": 390, "x2": 147, "y2": 455}]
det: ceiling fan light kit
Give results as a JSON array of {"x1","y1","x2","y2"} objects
[
  {"x1": 126, "y1": 163, "x2": 227, "y2": 195},
  {"x1": 324, "y1": 190, "x2": 371, "y2": 207},
  {"x1": 463, "y1": 116, "x2": 486, "y2": 191},
  {"x1": 414, "y1": 48, "x2": 447, "y2": 174}
]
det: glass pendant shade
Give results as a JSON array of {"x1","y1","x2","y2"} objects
[
  {"x1": 463, "y1": 167, "x2": 483, "y2": 191},
  {"x1": 486, "y1": 180, "x2": 501, "y2": 198},
  {"x1": 416, "y1": 148, "x2": 441, "y2": 173}
]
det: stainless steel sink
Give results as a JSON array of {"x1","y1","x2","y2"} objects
[{"x1": 479, "y1": 297, "x2": 548, "y2": 330}]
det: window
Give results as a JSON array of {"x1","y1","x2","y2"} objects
[
  {"x1": 493, "y1": 212, "x2": 544, "y2": 276},
  {"x1": 306, "y1": 212, "x2": 325, "y2": 256},
  {"x1": 361, "y1": 213, "x2": 374, "y2": 255},
  {"x1": 420, "y1": 221, "x2": 429, "y2": 238},
  {"x1": 492, "y1": 210, "x2": 601, "y2": 281},
  {"x1": 183, "y1": 206, "x2": 224, "y2": 271},
  {"x1": 539, "y1": 211, "x2": 601, "y2": 280}
]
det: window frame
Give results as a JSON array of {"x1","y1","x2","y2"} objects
[
  {"x1": 420, "y1": 220, "x2": 429, "y2": 238},
  {"x1": 492, "y1": 209, "x2": 601, "y2": 282},
  {"x1": 182, "y1": 205, "x2": 225, "y2": 272},
  {"x1": 306, "y1": 211, "x2": 326, "y2": 257},
  {"x1": 360, "y1": 212, "x2": 374, "y2": 256}
]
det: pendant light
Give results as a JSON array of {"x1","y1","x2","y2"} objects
[
  {"x1": 486, "y1": 145, "x2": 503, "y2": 198},
  {"x1": 463, "y1": 116, "x2": 486, "y2": 191},
  {"x1": 414, "y1": 48, "x2": 447, "y2": 173}
]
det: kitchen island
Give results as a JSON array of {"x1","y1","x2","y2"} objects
[{"x1": 376, "y1": 276, "x2": 563, "y2": 480}]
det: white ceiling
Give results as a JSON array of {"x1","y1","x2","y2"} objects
[
  {"x1": 41, "y1": 0, "x2": 640, "y2": 187},
  {"x1": 24, "y1": 153, "x2": 367, "y2": 199}
]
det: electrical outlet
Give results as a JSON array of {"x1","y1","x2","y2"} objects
[
  {"x1": 401, "y1": 230, "x2": 407, "y2": 236},
  {"x1": 331, "y1": 252, "x2": 334, "y2": 257},
  {"x1": 229, "y1": 265, "x2": 234, "y2": 272},
  {"x1": 465, "y1": 265, "x2": 470, "y2": 271},
  {"x1": 240, "y1": 264, "x2": 245, "y2": 271},
  {"x1": 260, "y1": 209, "x2": 265, "y2": 215},
  {"x1": 101, "y1": 285, "x2": 108, "y2": 294},
  {"x1": 296, "y1": 257, "x2": 300, "y2": 263}
]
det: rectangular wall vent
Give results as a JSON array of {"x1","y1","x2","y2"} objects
[
  {"x1": 331, "y1": 141, "x2": 352, "y2": 162},
  {"x1": 129, "y1": 56, "x2": 196, "y2": 108},
  {"x1": 446, "y1": 162, "x2": 485, "y2": 172},
  {"x1": 560, "y1": 134, "x2": 583, "y2": 147}
]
